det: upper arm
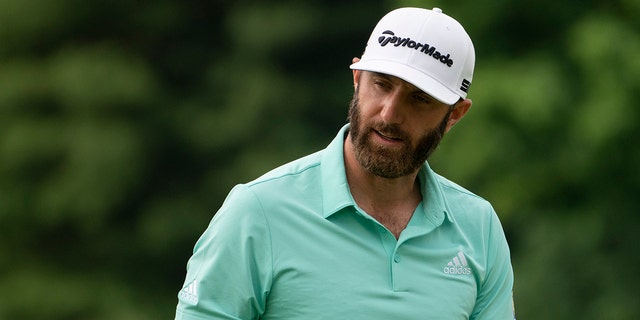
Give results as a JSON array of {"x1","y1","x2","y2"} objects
[
  {"x1": 471, "y1": 209, "x2": 515, "y2": 320},
  {"x1": 175, "y1": 184, "x2": 273, "y2": 320}
]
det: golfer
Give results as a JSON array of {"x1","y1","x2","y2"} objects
[{"x1": 176, "y1": 7, "x2": 515, "y2": 319}]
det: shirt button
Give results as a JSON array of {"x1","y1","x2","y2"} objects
[{"x1": 394, "y1": 254, "x2": 400, "y2": 263}]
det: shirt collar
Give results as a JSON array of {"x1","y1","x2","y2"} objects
[
  {"x1": 320, "y1": 124, "x2": 452, "y2": 226},
  {"x1": 321, "y1": 124, "x2": 355, "y2": 218}
]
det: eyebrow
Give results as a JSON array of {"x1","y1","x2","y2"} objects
[
  {"x1": 370, "y1": 72, "x2": 433, "y2": 98},
  {"x1": 370, "y1": 72, "x2": 393, "y2": 81}
]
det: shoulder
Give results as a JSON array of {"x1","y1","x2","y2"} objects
[
  {"x1": 247, "y1": 150, "x2": 324, "y2": 188},
  {"x1": 430, "y1": 172, "x2": 503, "y2": 238},
  {"x1": 433, "y1": 172, "x2": 493, "y2": 211},
  {"x1": 222, "y1": 150, "x2": 325, "y2": 215}
]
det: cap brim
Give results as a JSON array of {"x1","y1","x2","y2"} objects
[{"x1": 350, "y1": 60, "x2": 460, "y2": 105}]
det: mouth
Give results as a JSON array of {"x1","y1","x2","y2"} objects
[{"x1": 374, "y1": 129, "x2": 403, "y2": 142}]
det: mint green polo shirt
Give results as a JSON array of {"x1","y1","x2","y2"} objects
[{"x1": 176, "y1": 124, "x2": 514, "y2": 320}]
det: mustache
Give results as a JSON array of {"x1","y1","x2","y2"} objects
[{"x1": 369, "y1": 122, "x2": 410, "y2": 141}]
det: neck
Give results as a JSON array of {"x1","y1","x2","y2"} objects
[{"x1": 343, "y1": 133, "x2": 422, "y2": 235}]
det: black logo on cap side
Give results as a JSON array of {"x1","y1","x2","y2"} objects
[
  {"x1": 377, "y1": 30, "x2": 454, "y2": 67},
  {"x1": 460, "y1": 79, "x2": 471, "y2": 93}
]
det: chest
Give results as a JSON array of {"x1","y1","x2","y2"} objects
[{"x1": 262, "y1": 210, "x2": 479, "y2": 320}]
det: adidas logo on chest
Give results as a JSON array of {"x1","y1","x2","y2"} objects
[{"x1": 443, "y1": 251, "x2": 472, "y2": 275}]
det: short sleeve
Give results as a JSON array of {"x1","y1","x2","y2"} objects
[
  {"x1": 175, "y1": 184, "x2": 273, "y2": 320},
  {"x1": 470, "y1": 208, "x2": 515, "y2": 320}
]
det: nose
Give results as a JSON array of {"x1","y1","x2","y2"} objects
[{"x1": 379, "y1": 91, "x2": 405, "y2": 125}]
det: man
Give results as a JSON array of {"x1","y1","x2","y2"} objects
[{"x1": 176, "y1": 7, "x2": 514, "y2": 319}]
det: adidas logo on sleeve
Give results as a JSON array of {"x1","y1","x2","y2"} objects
[{"x1": 178, "y1": 280, "x2": 199, "y2": 305}]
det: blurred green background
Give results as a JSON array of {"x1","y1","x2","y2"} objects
[{"x1": 1, "y1": 0, "x2": 638, "y2": 319}]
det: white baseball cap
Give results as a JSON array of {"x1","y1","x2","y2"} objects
[{"x1": 350, "y1": 7, "x2": 475, "y2": 105}]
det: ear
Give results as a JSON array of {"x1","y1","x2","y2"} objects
[
  {"x1": 351, "y1": 57, "x2": 361, "y2": 88},
  {"x1": 445, "y1": 98, "x2": 472, "y2": 133}
]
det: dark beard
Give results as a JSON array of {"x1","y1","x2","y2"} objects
[{"x1": 347, "y1": 93, "x2": 452, "y2": 179}]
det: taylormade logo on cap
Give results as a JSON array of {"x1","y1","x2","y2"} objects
[
  {"x1": 350, "y1": 7, "x2": 475, "y2": 105},
  {"x1": 378, "y1": 30, "x2": 455, "y2": 67}
]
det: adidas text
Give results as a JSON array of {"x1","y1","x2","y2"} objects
[
  {"x1": 378, "y1": 30, "x2": 454, "y2": 67},
  {"x1": 444, "y1": 265, "x2": 472, "y2": 275}
]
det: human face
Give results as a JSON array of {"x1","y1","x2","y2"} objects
[{"x1": 348, "y1": 72, "x2": 454, "y2": 179}]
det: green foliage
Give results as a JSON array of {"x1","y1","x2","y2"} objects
[{"x1": 1, "y1": 0, "x2": 638, "y2": 319}]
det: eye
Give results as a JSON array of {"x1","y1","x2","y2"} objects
[
  {"x1": 413, "y1": 93, "x2": 432, "y2": 104},
  {"x1": 372, "y1": 78, "x2": 392, "y2": 91}
]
